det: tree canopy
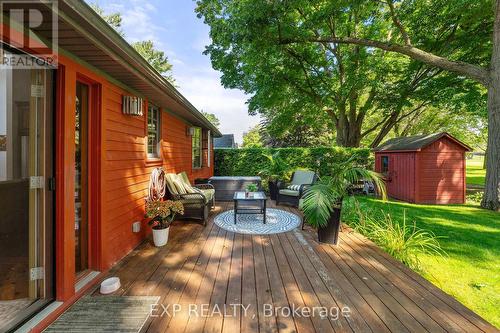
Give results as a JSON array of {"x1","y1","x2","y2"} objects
[
  {"x1": 242, "y1": 126, "x2": 264, "y2": 148},
  {"x1": 201, "y1": 112, "x2": 221, "y2": 128},
  {"x1": 196, "y1": 0, "x2": 489, "y2": 147},
  {"x1": 131, "y1": 40, "x2": 175, "y2": 84},
  {"x1": 90, "y1": 3, "x2": 123, "y2": 35},
  {"x1": 91, "y1": 3, "x2": 175, "y2": 85},
  {"x1": 197, "y1": 0, "x2": 499, "y2": 210}
]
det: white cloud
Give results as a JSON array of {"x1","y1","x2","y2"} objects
[
  {"x1": 99, "y1": 1, "x2": 187, "y2": 71},
  {"x1": 176, "y1": 70, "x2": 260, "y2": 144},
  {"x1": 102, "y1": 0, "x2": 166, "y2": 45},
  {"x1": 93, "y1": 0, "x2": 257, "y2": 143}
]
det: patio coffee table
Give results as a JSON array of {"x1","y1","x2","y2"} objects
[{"x1": 233, "y1": 191, "x2": 267, "y2": 224}]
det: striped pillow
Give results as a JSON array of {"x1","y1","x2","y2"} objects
[
  {"x1": 287, "y1": 185, "x2": 301, "y2": 191},
  {"x1": 172, "y1": 176, "x2": 188, "y2": 194}
]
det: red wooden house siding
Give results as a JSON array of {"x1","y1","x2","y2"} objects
[
  {"x1": 1, "y1": 5, "x2": 218, "y2": 331},
  {"x1": 48, "y1": 55, "x2": 216, "y2": 302},
  {"x1": 101, "y1": 85, "x2": 214, "y2": 271},
  {"x1": 0, "y1": 38, "x2": 215, "y2": 300},
  {"x1": 375, "y1": 134, "x2": 470, "y2": 205}
]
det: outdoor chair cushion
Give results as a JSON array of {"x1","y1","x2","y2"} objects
[
  {"x1": 179, "y1": 198, "x2": 206, "y2": 207},
  {"x1": 287, "y1": 185, "x2": 301, "y2": 191},
  {"x1": 291, "y1": 170, "x2": 316, "y2": 186},
  {"x1": 165, "y1": 173, "x2": 188, "y2": 194},
  {"x1": 178, "y1": 171, "x2": 214, "y2": 203},
  {"x1": 166, "y1": 173, "x2": 200, "y2": 194},
  {"x1": 178, "y1": 172, "x2": 192, "y2": 188},
  {"x1": 200, "y1": 188, "x2": 215, "y2": 202},
  {"x1": 165, "y1": 173, "x2": 213, "y2": 204},
  {"x1": 279, "y1": 189, "x2": 300, "y2": 197}
]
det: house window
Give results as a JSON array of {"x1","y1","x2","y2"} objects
[
  {"x1": 147, "y1": 105, "x2": 160, "y2": 158},
  {"x1": 207, "y1": 130, "x2": 211, "y2": 168},
  {"x1": 192, "y1": 127, "x2": 202, "y2": 168},
  {"x1": 381, "y1": 156, "x2": 389, "y2": 173}
]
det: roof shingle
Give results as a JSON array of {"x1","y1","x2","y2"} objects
[{"x1": 373, "y1": 132, "x2": 471, "y2": 152}]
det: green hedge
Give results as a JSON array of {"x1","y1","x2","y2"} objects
[{"x1": 214, "y1": 147, "x2": 373, "y2": 177}]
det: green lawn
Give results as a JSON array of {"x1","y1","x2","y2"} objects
[
  {"x1": 466, "y1": 156, "x2": 486, "y2": 186},
  {"x1": 342, "y1": 196, "x2": 500, "y2": 328}
]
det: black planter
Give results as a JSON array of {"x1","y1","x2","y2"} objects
[
  {"x1": 268, "y1": 180, "x2": 278, "y2": 200},
  {"x1": 317, "y1": 207, "x2": 342, "y2": 245}
]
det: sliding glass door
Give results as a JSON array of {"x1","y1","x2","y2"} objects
[
  {"x1": 75, "y1": 81, "x2": 89, "y2": 276},
  {"x1": 0, "y1": 48, "x2": 54, "y2": 331}
]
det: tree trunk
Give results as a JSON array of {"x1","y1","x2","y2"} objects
[
  {"x1": 482, "y1": 84, "x2": 500, "y2": 211},
  {"x1": 336, "y1": 120, "x2": 362, "y2": 147},
  {"x1": 482, "y1": 0, "x2": 500, "y2": 211},
  {"x1": 370, "y1": 111, "x2": 399, "y2": 148}
]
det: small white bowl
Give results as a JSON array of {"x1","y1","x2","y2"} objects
[{"x1": 100, "y1": 277, "x2": 121, "y2": 294}]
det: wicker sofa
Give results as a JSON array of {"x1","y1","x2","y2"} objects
[{"x1": 164, "y1": 172, "x2": 215, "y2": 225}]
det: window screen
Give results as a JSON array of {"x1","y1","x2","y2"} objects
[
  {"x1": 147, "y1": 105, "x2": 160, "y2": 158},
  {"x1": 381, "y1": 156, "x2": 389, "y2": 173},
  {"x1": 192, "y1": 127, "x2": 202, "y2": 168}
]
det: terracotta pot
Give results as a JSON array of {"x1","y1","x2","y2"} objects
[{"x1": 317, "y1": 207, "x2": 342, "y2": 245}]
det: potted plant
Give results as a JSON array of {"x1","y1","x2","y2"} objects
[
  {"x1": 258, "y1": 152, "x2": 290, "y2": 200},
  {"x1": 301, "y1": 157, "x2": 386, "y2": 244},
  {"x1": 145, "y1": 200, "x2": 184, "y2": 247},
  {"x1": 246, "y1": 183, "x2": 259, "y2": 197}
]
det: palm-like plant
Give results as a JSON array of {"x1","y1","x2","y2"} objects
[
  {"x1": 258, "y1": 151, "x2": 290, "y2": 181},
  {"x1": 258, "y1": 152, "x2": 290, "y2": 198},
  {"x1": 302, "y1": 156, "x2": 386, "y2": 228}
]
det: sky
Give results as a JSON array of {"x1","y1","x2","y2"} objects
[{"x1": 90, "y1": 0, "x2": 260, "y2": 143}]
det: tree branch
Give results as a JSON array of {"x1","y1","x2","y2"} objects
[
  {"x1": 280, "y1": 36, "x2": 490, "y2": 86},
  {"x1": 386, "y1": 0, "x2": 411, "y2": 45}
]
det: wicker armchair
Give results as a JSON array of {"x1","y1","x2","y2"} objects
[
  {"x1": 164, "y1": 172, "x2": 215, "y2": 225},
  {"x1": 276, "y1": 170, "x2": 318, "y2": 207},
  {"x1": 178, "y1": 172, "x2": 215, "y2": 209}
]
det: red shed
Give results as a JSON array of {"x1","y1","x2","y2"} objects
[{"x1": 373, "y1": 132, "x2": 471, "y2": 204}]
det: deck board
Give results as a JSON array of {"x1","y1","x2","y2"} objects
[{"x1": 84, "y1": 200, "x2": 497, "y2": 333}]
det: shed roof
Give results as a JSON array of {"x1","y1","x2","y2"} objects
[{"x1": 373, "y1": 132, "x2": 471, "y2": 152}]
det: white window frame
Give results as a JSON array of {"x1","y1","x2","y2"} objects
[
  {"x1": 207, "y1": 130, "x2": 211, "y2": 167},
  {"x1": 192, "y1": 127, "x2": 202, "y2": 168},
  {"x1": 147, "y1": 104, "x2": 161, "y2": 159}
]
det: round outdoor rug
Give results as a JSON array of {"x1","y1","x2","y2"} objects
[{"x1": 214, "y1": 208, "x2": 301, "y2": 235}]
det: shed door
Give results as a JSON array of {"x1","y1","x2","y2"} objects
[
  {"x1": 385, "y1": 153, "x2": 416, "y2": 202},
  {"x1": 384, "y1": 155, "x2": 397, "y2": 195}
]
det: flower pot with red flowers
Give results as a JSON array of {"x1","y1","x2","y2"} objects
[{"x1": 145, "y1": 200, "x2": 184, "y2": 247}]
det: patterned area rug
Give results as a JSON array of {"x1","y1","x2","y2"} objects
[
  {"x1": 44, "y1": 296, "x2": 160, "y2": 333},
  {"x1": 214, "y1": 208, "x2": 301, "y2": 234}
]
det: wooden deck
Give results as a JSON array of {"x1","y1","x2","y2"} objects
[{"x1": 88, "y1": 201, "x2": 497, "y2": 333}]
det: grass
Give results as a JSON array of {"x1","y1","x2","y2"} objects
[
  {"x1": 342, "y1": 196, "x2": 500, "y2": 328},
  {"x1": 466, "y1": 155, "x2": 486, "y2": 186}
]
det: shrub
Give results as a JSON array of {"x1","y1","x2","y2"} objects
[
  {"x1": 343, "y1": 198, "x2": 445, "y2": 271},
  {"x1": 214, "y1": 147, "x2": 372, "y2": 178},
  {"x1": 466, "y1": 191, "x2": 484, "y2": 203}
]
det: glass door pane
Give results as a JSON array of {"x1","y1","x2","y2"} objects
[
  {"x1": 75, "y1": 82, "x2": 88, "y2": 275},
  {"x1": 0, "y1": 50, "x2": 54, "y2": 331}
]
